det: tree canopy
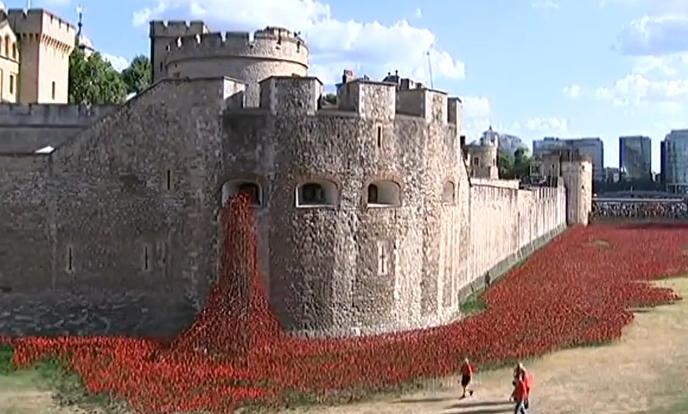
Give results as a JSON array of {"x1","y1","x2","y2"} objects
[
  {"x1": 121, "y1": 55, "x2": 152, "y2": 95},
  {"x1": 498, "y1": 148, "x2": 532, "y2": 179},
  {"x1": 68, "y1": 48, "x2": 127, "y2": 105}
]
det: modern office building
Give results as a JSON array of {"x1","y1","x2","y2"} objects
[
  {"x1": 663, "y1": 130, "x2": 688, "y2": 194},
  {"x1": 660, "y1": 140, "x2": 667, "y2": 185},
  {"x1": 619, "y1": 135, "x2": 652, "y2": 180},
  {"x1": 533, "y1": 137, "x2": 604, "y2": 182}
]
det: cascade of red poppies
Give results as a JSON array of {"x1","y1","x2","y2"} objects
[
  {"x1": 2, "y1": 217, "x2": 687, "y2": 413},
  {"x1": 170, "y1": 192, "x2": 282, "y2": 360}
]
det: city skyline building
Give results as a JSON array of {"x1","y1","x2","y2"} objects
[
  {"x1": 619, "y1": 135, "x2": 652, "y2": 180},
  {"x1": 533, "y1": 137, "x2": 605, "y2": 182},
  {"x1": 662, "y1": 129, "x2": 688, "y2": 195}
]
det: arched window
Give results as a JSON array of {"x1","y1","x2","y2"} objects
[
  {"x1": 296, "y1": 180, "x2": 338, "y2": 207},
  {"x1": 11, "y1": 43, "x2": 16, "y2": 60},
  {"x1": 221, "y1": 180, "x2": 262, "y2": 207},
  {"x1": 442, "y1": 181, "x2": 455, "y2": 204},
  {"x1": 4, "y1": 36, "x2": 8, "y2": 57},
  {"x1": 367, "y1": 180, "x2": 401, "y2": 207}
]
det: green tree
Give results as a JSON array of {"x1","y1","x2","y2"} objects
[
  {"x1": 512, "y1": 147, "x2": 532, "y2": 178},
  {"x1": 68, "y1": 48, "x2": 127, "y2": 105},
  {"x1": 121, "y1": 55, "x2": 152, "y2": 95},
  {"x1": 323, "y1": 93, "x2": 337, "y2": 105},
  {"x1": 498, "y1": 148, "x2": 532, "y2": 179},
  {"x1": 498, "y1": 151, "x2": 515, "y2": 179}
]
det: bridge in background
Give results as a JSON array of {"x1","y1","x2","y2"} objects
[{"x1": 592, "y1": 192, "x2": 688, "y2": 222}]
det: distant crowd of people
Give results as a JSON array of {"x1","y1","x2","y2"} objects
[
  {"x1": 592, "y1": 200, "x2": 688, "y2": 220},
  {"x1": 459, "y1": 358, "x2": 533, "y2": 413}
]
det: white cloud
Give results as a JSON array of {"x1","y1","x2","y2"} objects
[
  {"x1": 39, "y1": 0, "x2": 72, "y2": 5},
  {"x1": 461, "y1": 96, "x2": 491, "y2": 118},
  {"x1": 586, "y1": 50, "x2": 688, "y2": 109},
  {"x1": 615, "y1": 14, "x2": 688, "y2": 55},
  {"x1": 102, "y1": 53, "x2": 130, "y2": 72},
  {"x1": 453, "y1": 96, "x2": 492, "y2": 140},
  {"x1": 531, "y1": 0, "x2": 560, "y2": 9},
  {"x1": 563, "y1": 84, "x2": 582, "y2": 98},
  {"x1": 594, "y1": 73, "x2": 688, "y2": 107},
  {"x1": 523, "y1": 117, "x2": 569, "y2": 133},
  {"x1": 414, "y1": 7, "x2": 422, "y2": 19},
  {"x1": 133, "y1": 0, "x2": 466, "y2": 85},
  {"x1": 631, "y1": 53, "x2": 688, "y2": 76}
]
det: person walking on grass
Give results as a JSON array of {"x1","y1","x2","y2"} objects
[
  {"x1": 459, "y1": 357, "x2": 475, "y2": 398},
  {"x1": 511, "y1": 362, "x2": 532, "y2": 410},
  {"x1": 511, "y1": 370, "x2": 529, "y2": 414}
]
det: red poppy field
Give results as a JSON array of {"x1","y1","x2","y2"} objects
[{"x1": 2, "y1": 197, "x2": 688, "y2": 414}]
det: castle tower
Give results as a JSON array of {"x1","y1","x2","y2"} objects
[
  {"x1": 561, "y1": 152, "x2": 593, "y2": 225},
  {"x1": 7, "y1": 8, "x2": 75, "y2": 104},
  {"x1": 149, "y1": 20, "x2": 209, "y2": 84},
  {"x1": 0, "y1": 7, "x2": 20, "y2": 103},
  {"x1": 465, "y1": 126, "x2": 499, "y2": 180},
  {"x1": 150, "y1": 23, "x2": 309, "y2": 106}
]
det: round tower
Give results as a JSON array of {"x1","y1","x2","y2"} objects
[
  {"x1": 162, "y1": 27, "x2": 309, "y2": 106},
  {"x1": 149, "y1": 20, "x2": 209, "y2": 84}
]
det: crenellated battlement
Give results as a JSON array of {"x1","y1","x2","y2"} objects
[
  {"x1": 7, "y1": 8, "x2": 75, "y2": 47},
  {"x1": 149, "y1": 20, "x2": 209, "y2": 38},
  {"x1": 249, "y1": 75, "x2": 462, "y2": 128},
  {"x1": 164, "y1": 27, "x2": 308, "y2": 69}
]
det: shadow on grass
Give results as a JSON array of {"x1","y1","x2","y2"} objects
[
  {"x1": 0, "y1": 344, "x2": 127, "y2": 414},
  {"x1": 445, "y1": 400, "x2": 512, "y2": 409}
]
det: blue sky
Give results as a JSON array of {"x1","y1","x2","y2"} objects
[{"x1": 8, "y1": 0, "x2": 688, "y2": 171}]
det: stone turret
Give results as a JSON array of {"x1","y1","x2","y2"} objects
[
  {"x1": 150, "y1": 22, "x2": 309, "y2": 107},
  {"x1": 6, "y1": 8, "x2": 75, "y2": 103},
  {"x1": 465, "y1": 126, "x2": 499, "y2": 180},
  {"x1": 546, "y1": 149, "x2": 593, "y2": 225}
]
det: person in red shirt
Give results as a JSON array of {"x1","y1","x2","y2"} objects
[
  {"x1": 511, "y1": 362, "x2": 532, "y2": 409},
  {"x1": 523, "y1": 368, "x2": 533, "y2": 409},
  {"x1": 511, "y1": 370, "x2": 529, "y2": 413},
  {"x1": 459, "y1": 357, "x2": 475, "y2": 398}
]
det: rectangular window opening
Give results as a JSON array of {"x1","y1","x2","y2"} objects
[
  {"x1": 376, "y1": 126, "x2": 382, "y2": 148},
  {"x1": 67, "y1": 246, "x2": 73, "y2": 272},
  {"x1": 166, "y1": 169, "x2": 172, "y2": 190},
  {"x1": 51, "y1": 81, "x2": 56, "y2": 100},
  {"x1": 9, "y1": 74, "x2": 14, "y2": 94},
  {"x1": 143, "y1": 245, "x2": 150, "y2": 271},
  {"x1": 377, "y1": 241, "x2": 389, "y2": 276}
]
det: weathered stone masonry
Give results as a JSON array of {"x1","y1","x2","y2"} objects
[
  {"x1": 0, "y1": 78, "x2": 234, "y2": 337},
  {"x1": 0, "y1": 75, "x2": 590, "y2": 338},
  {"x1": 0, "y1": 104, "x2": 117, "y2": 153}
]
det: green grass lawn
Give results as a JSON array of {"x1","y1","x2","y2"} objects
[{"x1": 0, "y1": 344, "x2": 123, "y2": 413}]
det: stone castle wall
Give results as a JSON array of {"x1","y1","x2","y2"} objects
[
  {"x1": 0, "y1": 104, "x2": 118, "y2": 153},
  {"x1": 0, "y1": 75, "x2": 582, "y2": 338},
  {"x1": 0, "y1": 78, "x2": 239, "y2": 337},
  {"x1": 469, "y1": 181, "x2": 566, "y2": 289}
]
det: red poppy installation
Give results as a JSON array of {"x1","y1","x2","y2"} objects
[{"x1": 4, "y1": 196, "x2": 687, "y2": 413}]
